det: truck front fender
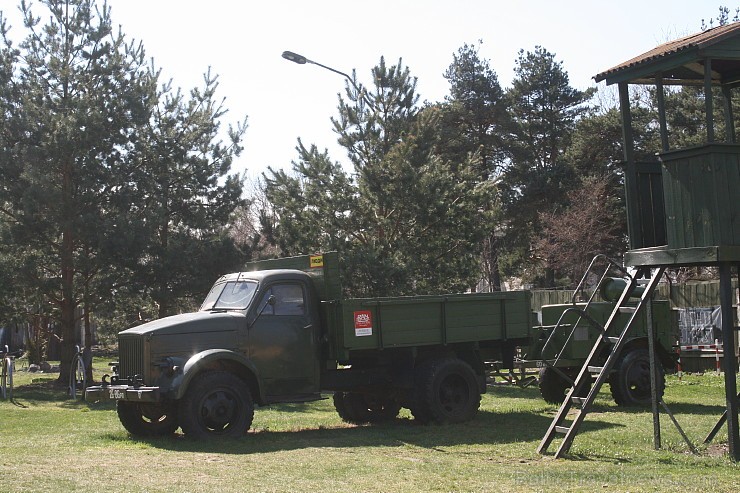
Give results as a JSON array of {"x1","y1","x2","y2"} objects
[{"x1": 171, "y1": 349, "x2": 263, "y2": 403}]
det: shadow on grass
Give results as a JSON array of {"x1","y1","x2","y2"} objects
[
  {"x1": 8, "y1": 381, "x2": 116, "y2": 411},
  {"x1": 118, "y1": 408, "x2": 619, "y2": 455},
  {"x1": 9, "y1": 382, "x2": 69, "y2": 402},
  {"x1": 486, "y1": 384, "x2": 544, "y2": 400},
  {"x1": 614, "y1": 401, "x2": 727, "y2": 416},
  {"x1": 259, "y1": 401, "x2": 331, "y2": 414}
]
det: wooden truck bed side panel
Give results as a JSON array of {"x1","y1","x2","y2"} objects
[
  {"x1": 325, "y1": 291, "x2": 532, "y2": 361},
  {"x1": 445, "y1": 292, "x2": 531, "y2": 343}
]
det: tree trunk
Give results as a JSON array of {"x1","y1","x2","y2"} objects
[
  {"x1": 157, "y1": 228, "x2": 169, "y2": 319},
  {"x1": 484, "y1": 235, "x2": 502, "y2": 292},
  {"x1": 84, "y1": 304, "x2": 94, "y2": 383},
  {"x1": 58, "y1": 162, "x2": 77, "y2": 386},
  {"x1": 57, "y1": 228, "x2": 77, "y2": 385},
  {"x1": 544, "y1": 266, "x2": 556, "y2": 289}
]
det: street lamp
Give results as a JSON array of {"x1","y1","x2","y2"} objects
[{"x1": 281, "y1": 50, "x2": 372, "y2": 108}]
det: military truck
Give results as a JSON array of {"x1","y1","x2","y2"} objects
[
  {"x1": 86, "y1": 252, "x2": 533, "y2": 438},
  {"x1": 524, "y1": 286, "x2": 676, "y2": 406}
]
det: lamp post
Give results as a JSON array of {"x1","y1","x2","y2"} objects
[{"x1": 281, "y1": 50, "x2": 372, "y2": 108}]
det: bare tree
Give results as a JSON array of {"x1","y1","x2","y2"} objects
[
  {"x1": 534, "y1": 175, "x2": 627, "y2": 287},
  {"x1": 230, "y1": 176, "x2": 280, "y2": 259}
]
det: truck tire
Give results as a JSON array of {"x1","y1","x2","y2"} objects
[
  {"x1": 538, "y1": 367, "x2": 592, "y2": 405},
  {"x1": 410, "y1": 358, "x2": 480, "y2": 425},
  {"x1": 116, "y1": 401, "x2": 179, "y2": 437},
  {"x1": 333, "y1": 392, "x2": 401, "y2": 424},
  {"x1": 538, "y1": 367, "x2": 570, "y2": 405},
  {"x1": 178, "y1": 371, "x2": 254, "y2": 439},
  {"x1": 609, "y1": 348, "x2": 664, "y2": 406},
  {"x1": 333, "y1": 392, "x2": 354, "y2": 422}
]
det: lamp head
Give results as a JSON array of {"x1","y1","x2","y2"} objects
[{"x1": 282, "y1": 51, "x2": 307, "y2": 64}]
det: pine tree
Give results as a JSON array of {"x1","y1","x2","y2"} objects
[
  {"x1": 502, "y1": 46, "x2": 595, "y2": 287},
  {"x1": 0, "y1": 0, "x2": 156, "y2": 382},
  {"x1": 119, "y1": 72, "x2": 247, "y2": 318},
  {"x1": 264, "y1": 57, "x2": 493, "y2": 296},
  {"x1": 440, "y1": 42, "x2": 510, "y2": 291},
  {"x1": 0, "y1": 0, "x2": 247, "y2": 381}
]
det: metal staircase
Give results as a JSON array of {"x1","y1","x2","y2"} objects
[{"x1": 537, "y1": 263, "x2": 666, "y2": 458}]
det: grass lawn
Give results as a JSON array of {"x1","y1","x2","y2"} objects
[{"x1": 1, "y1": 359, "x2": 738, "y2": 492}]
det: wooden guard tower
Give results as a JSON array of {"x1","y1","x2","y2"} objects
[{"x1": 595, "y1": 23, "x2": 740, "y2": 460}]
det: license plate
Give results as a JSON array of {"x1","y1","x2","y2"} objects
[{"x1": 108, "y1": 388, "x2": 126, "y2": 400}]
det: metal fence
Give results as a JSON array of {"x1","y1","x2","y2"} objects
[{"x1": 677, "y1": 306, "x2": 722, "y2": 346}]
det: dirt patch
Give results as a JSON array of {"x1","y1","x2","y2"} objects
[{"x1": 705, "y1": 443, "x2": 728, "y2": 457}]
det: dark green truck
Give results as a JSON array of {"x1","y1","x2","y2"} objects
[
  {"x1": 525, "y1": 295, "x2": 676, "y2": 406},
  {"x1": 86, "y1": 252, "x2": 533, "y2": 438}
]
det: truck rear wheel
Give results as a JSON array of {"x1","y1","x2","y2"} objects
[
  {"x1": 178, "y1": 371, "x2": 254, "y2": 439},
  {"x1": 609, "y1": 348, "x2": 664, "y2": 406},
  {"x1": 116, "y1": 401, "x2": 179, "y2": 437},
  {"x1": 410, "y1": 358, "x2": 480, "y2": 424},
  {"x1": 333, "y1": 392, "x2": 401, "y2": 424}
]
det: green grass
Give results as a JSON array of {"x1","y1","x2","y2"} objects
[{"x1": 1, "y1": 361, "x2": 738, "y2": 492}]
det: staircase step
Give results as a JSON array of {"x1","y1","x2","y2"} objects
[
  {"x1": 606, "y1": 336, "x2": 620, "y2": 344},
  {"x1": 571, "y1": 396, "x2": 587, "y2": 406},
  {"x1": 587, "y1": 366, "x2": 604, "y2": 374},
  {"x1": 555, "y1": 426, "x2": 571, "y2": 434},
  {"x1": 619, "y1": 306, "x2": 636, "y2": 314}
]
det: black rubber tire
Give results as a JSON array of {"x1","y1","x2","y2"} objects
[
  {"x1": 116, "y1": 401, "x2": 179, "y2": 437},
  {"x1": 538, "y1": 367, "x2": 591, "y2": 405},
  {"x1": 333, "y1": 391, "x2": 401, "y2": 424},
  {"x1": 538, "y1": 367, "x2": 571, "y2": 405},
  {"x1": 410, "y1": 358, "x2": 481, "y2": 425},
  {"x1": 332, "y1": 392, "x2": 354, "y2": 422},
  {"x1": 609, "y1": 348, "x2": 665, "y2": 406},
  {"x1": 178, "y1": 371, "x2": 254, "y2": 439}
]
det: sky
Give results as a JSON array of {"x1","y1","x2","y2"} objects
[{"x1": 0, "y1": 0, "x2": 723, "y2": 181}]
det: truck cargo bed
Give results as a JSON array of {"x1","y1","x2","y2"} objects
[{"x1": 324, "y1": 291, "x2": 532, "y2": 362}]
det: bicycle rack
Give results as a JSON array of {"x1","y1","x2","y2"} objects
[
  {"x1": 1, "y1": 345, "x2": 13, "y2": 400},
  {"x1": 68, "y1": 345, "x2": 87, "y2": 399}
]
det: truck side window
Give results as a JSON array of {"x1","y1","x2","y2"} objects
[{"x1": 259, "y1": 284, "x2": 306, "y2": 316}]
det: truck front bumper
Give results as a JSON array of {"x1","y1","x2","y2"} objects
[{"x1": 85, "y1": 384, "x2": 161, "y2": 403}]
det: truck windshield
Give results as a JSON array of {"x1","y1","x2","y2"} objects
[{"x1": 200, "y1": 280, "x2": 258, "y2": 311}]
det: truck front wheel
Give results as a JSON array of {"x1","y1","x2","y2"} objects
[
  {"x1": 609, "y1": 348, "x2": 665, "y2": 406},
  {"x1": 117, "y1": 401, "x2": 179, "y2": 437},
  {"x1": 538, "y1": 367, "x2": 592, "y2": 405},
  {"x1": 411, "y1": 358, "x2": 480, "y2": 424},
  {"x1": 178, "y1": 371, "x2": 254, "y2": 439},
  {"x1": 333, "y1": 392, "x2": 401, "y2": 424}
]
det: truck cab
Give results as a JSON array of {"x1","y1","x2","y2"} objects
[{"x1": 86, "y1": 268, "x2": 324, "y2": 438}]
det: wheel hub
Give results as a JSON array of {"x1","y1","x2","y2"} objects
[
  {"x1": 201, "y1": 390, "x2": 237, "y2": 430},
  {"x1": 439, "y1": 375, "x2": 469, "y2": 414}
]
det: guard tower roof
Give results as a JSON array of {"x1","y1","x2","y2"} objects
[{"x1": 594, "y1": 22, "x2": 740, "y2": 86}]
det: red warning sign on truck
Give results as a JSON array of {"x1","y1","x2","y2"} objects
[{"x1": 354, "y1": 310, "x2": 373, "y2": 337}]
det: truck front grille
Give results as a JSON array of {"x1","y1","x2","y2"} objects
[{"x1": 118, "y1": 335, "x2": 146, "y2": 380}]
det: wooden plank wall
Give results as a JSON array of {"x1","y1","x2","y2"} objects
[{"x1": 529, "y1": 279, "x2": 739, "y2": 312}]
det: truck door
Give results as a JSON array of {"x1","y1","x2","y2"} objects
[{"x1": 248, "y1": 282, "x2": 320, "y2": 398}]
